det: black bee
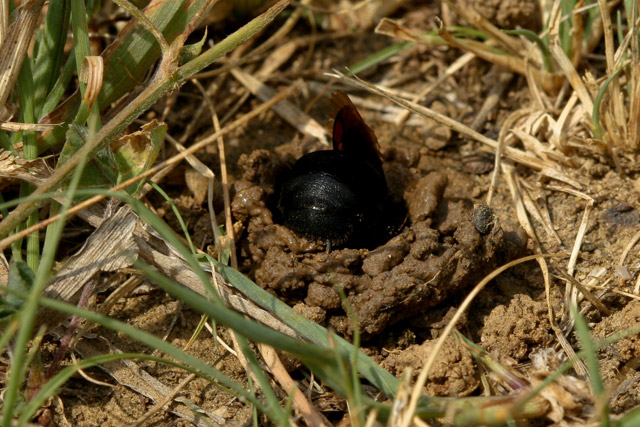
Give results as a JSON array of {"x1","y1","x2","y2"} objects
[{"x1": 277, "y1": 91, "x2": 392, "y2": 248}]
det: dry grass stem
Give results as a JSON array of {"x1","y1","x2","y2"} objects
[
  {"x1": 131, "y1": 373, "x2": 198, "y2": 426},
  {"x1": 330, "y1": 71, "x2": 580, "y2": 187},
  {"x1": 442, "y1": 0, "x2": 522, "y2": 55},
  {"x1": 192, "y1": 77, "x2": 237, "y2": 268},
  {"x1": 258, "y1": 342, "x2": 330, "y2": 427},
  {"x1": 79, "y1": 56, "x2": 104, "y2": 108},
  {"x1": 0, "y1": 122, "x2": 59, "y2": 131},
  {"x1": 396, "y1": 52, "x2": 476, "y2": 125},
  {"x1": 554, "y1": 270, "x2": 611, "y2": 316},
  {"x1": 0, "y1": 83, "x2": 301, "y2": 252},
  {"x1": 231, "y1": 69, "x2": 330, "y2": 145},
  {"x1": 503, "y1": 164, "x2": 588, "y2": 377},
  {"x1": 0, "y1": 0, "x2": 46, "y2": 115},
  {"x1": 618, "y1": 229, "x2": 640, "y2": 267},
  {"x1": 112, "y1": 0, "x2": 169, "y2": 56}
]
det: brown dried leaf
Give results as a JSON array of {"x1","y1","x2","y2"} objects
[{"x1": 0, "y1": 149, "x2": 53, "y2": 189}]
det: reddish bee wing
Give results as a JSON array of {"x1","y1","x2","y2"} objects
[{"x1": 330, "y1": 91, "x2": 384, "y2": 177}]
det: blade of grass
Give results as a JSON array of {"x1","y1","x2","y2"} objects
[
  {"x1": 504, "y1": 28, "x2": 552, "y2": 72},
  {"x1": 560, "y1": 0, "x2": 578, "y2": 56},
  {"x1": 592, "y1": 66, "x2": 623, "y2": 139},
  {"x1": 236, "y1": 336, "x2": 289, "y2": 425},
  {"x1": 212, "y1": 259, "x2": 404, "y2": 399},
  {"x1": 147, "y1": 181, "x2": 196, "y2": 255},
  {"x1": 70, "y1": 0, "x2": 101, "y2": 130},
  {"x1": 17, "y1": 353, "x2": 236, "y2": 424},
  {"x1": 16, "y1": 53, "x2": 39, "y2": 273},
  {"x1": 37, "y1": 0, "x2": 191, "y2": 152},
  {"x1": 616, "y1": 404, "x2": 640, "y2": 426},
  {"x1": 515, "y1": 322, "x2": 640, "y2": 413},
  {"x1": 0, "y1": 0, "x2": 46, "y2": 112},
  {"x1": 32, "y1": 0, "x2": 71, "y2": 117},
  {"x1": 39, "y1": 53, "x2": 76, "y2": 120},
  {"x1": 348, "y1": 41, "x2": 414, "y2": 75},
  {"x1": 0, "y1": 282, "x2": 281, "y2": 422},
  {"x1": 572, "y1": 304, "x2": 610, "y2": 425}
]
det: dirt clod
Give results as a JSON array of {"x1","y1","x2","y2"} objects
[
  {"x1": 382, "y1": 336, "x2": 479, "y2": 396},
  {"x1": 480, "y1": 294, "x2": 553, "y2": 361},
  {"x1": 468, "y1": 0, "x2": 542, "y2": 30}
]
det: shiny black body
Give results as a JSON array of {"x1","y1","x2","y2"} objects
[
  {"x1": 277, "y1": 92, "x2": 391, "y2": 248},
  {"x1": 277, "y1": 150, "x2": 388, "y2": 247}
]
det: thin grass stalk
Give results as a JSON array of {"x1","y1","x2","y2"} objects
[
  {"x1": 593, "y1": 66, "x2": 623, "y2": 140},
  {"x1": 16, "y1": 54, "x2": 39, "y2": 272},
  {"x1": 597, "y1": 0, "x2": 627, "y2": 146},
  {"x1": 399, "y1": 253, "x2": 565, "y2": 427},
  {"x1": 148, "y1": 181, "x2": 197, "y2": 254},
  {"x1": 0, "y1": 0, "x2": 46, "y2": 111},
  {"x1": 0, "y1": 0, "x2": 7, "y2": 46},
  {"x1": 236, "y1": 336, "x2": 289, "y2": 425},
  {"x1": 0, "y1": 51, "x2": 101, "y2": 420},
  {"x1": 39, "y1": 53, "x2": 76, "y2": 120},
  {"x1": 560, "y1": 0, "x2": 578, "y2": 56}
]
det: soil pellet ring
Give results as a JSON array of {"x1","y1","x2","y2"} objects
[{"x1": 231, "y1": 93, "x2": 527, "y2": 340}]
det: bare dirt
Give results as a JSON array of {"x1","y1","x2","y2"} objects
[{"x1": 34, "y1": 1, "x2": 640, "y2": 425}]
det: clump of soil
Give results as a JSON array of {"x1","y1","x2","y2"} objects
[
  {"x1": 231, "y1": 147, "x2": 528, "y2": 339},
  {"x1": 480, "y1": 294, "x2": 554, "y2": 360},
  {"x1": 382, "y1": 335, "x2": 479, "y2": 396},
  {"x1": 467, "y1": 0, "x2": 542, "y2": 31}
]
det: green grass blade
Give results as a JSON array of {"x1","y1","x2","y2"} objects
[
  {"x1": 0, "y1": 104, "x2": 95, "y2": 427},
  {"x1": 515, "y1": 320, "x2": 640, "y2": 415},
  {"x1": 504, "y1": 29, "x2": 552, "y2": 72},
  {"x1": 148, "y1": 181, "x2": 196, "y2": 254},
  {"x1": 0, "y1": 281, "x2": 276, "y2": 420},
  {"x1": 560, "y1": 0, "x2": 578, "y2": 56},
  {"x1": 592, "y1": 66, "x2": 623, "y2": 139},
  {"x1": 236, "y1": 336, "x2": 288, "y2": 425},
  {"x1": 32, "y1": 0, "x2": 71, "y2": 116},
  {"x1": 0, "y1": 1, "x2": 292, "y2": 245},
  {"x1": 16, "y1": 52, "x2": 40, "y2": 272},
  {"x1": 212, "y1": 260, "x2": 403, "y2": 399},
  {"x1": 69, "y1": 0, "x2": 101, "y2": 131},
  {"x1": 572, "y1": 305, "x2": 609, "y2": 425},
  {"x1": 39, "y1": 53, "x2": 76, "y2": 120},
  {"x1": 38, "y1": 0, "x2": 191, "y2": 151},
  {"x1": 348, "y1": 41, "x2": 414, "y2": 75},
  {"x1": 615, "y1": 404, "x2": 640, "y2": 426}
]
